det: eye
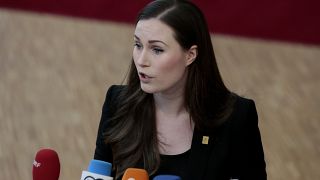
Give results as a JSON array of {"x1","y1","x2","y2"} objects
[
  {"x1": 152, "y1": 47, "x2": 164, "y2": 55},
  {"x1": 134, "y1": 42, "x2": 142, "y2": 49}
]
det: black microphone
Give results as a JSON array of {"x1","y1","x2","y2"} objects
[{"x1": 153, "y1": 175, "x2": 181, "y2": 180}]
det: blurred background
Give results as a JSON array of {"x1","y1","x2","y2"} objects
[{"x1": 0, "y1": 0, "x2": 319, "y2": 179}]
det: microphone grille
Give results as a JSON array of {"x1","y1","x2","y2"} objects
[{"x1": 33, "y1": 148, "x2": 60, "y2": 180}]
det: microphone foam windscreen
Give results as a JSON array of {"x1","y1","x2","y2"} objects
[
  {"x1": 88, "y1": 159, "x2": 112, "y2": 176},
  {"x1": 122, "y1": 168, "x2": 149, "y2": 180},
  {"x1": 32, "y1": 148, "x2": 60, "y2": 180}
]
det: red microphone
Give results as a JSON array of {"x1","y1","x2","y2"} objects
[{"x1": 32, "y1": 148, "x2": 60, "y2": 180}]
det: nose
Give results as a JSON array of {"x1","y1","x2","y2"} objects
[{"x1": 135, "y1": 49, "x2": 150, "y2": 67}]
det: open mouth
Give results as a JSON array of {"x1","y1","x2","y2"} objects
[
  {"x1": 139, "y1": 72, "x2": 151, "y2": 78},
  {"x1": 138, "y1": 72, "x2": 153, "y2": 82}
]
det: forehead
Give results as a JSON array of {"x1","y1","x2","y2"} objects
[{"x1": 134, "y1": 19, "x2": 175, "y2": 42}]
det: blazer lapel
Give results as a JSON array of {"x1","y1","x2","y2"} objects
[{"x1": 187, "y1": 128, "x2": 216, "y2": 179}]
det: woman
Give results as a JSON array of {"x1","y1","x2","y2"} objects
[{"x1": 94, "y1": 0, "x2": 267, "y2": 179}]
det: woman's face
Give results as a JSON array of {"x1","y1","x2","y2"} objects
[{"x1": 133, "y1": 18, "x2": 195, "y2": 95}]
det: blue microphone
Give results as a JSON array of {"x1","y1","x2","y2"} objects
[
  {"x1": 153, "y1": 175, "x2": 181, "y2": 180},
  {"x1": 80, "y1": 159, "x2": 113, "y2": 180}
]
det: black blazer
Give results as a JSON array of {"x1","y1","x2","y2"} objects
[{"x1": 94, "y1": 85, "x2": 267, "y2": 180}]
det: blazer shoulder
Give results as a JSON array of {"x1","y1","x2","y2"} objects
[
  {"x1": 105, "y1": 84, "x2": 126, "y2": 99},
  {"x1": 230, "y1": 94, "x2": 257, "y2": 120},
  {"x1": 94, "y1": 85, "x2": 126, "y2": 161},
  {"x1": 104, "y1": 85, "x2": 126, "y2": 105},
  {"x1": 216, "y1": 94, "x2": 259, "y2": 135},
  {"x1": 233, "y1": 94, "x2": 255, "y2": 109}
]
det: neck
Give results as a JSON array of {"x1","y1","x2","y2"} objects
[
  {"x1": 154, "y1": 85, "x2": 195, "y2": 155},
  {"x1": 153, "y1": 71, "x2": 188, "y2": 117},
  {"x1": 154, "y1": 90, "x2": 186, "y2": 117}
]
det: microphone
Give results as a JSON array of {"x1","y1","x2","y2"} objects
[
  {"x1": 81, "y1": 159, "x2": 113, "y2": 180},
  {"x1": 122, "y1": 168, "x2": 149, "y2": 180},
  {"x1": 32, "y1": 148, "x2": 60, "y2": 180},
  {"x1": 153, "y1": 175, "x2": 181, "y2": 180}
]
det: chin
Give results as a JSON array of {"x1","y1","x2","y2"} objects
[{"x1": 140, "y1": 83, "x2": 158, "y2": 94}]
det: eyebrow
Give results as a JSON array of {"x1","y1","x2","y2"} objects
[{"x1": 134, "y1": 35, "x2": 168, "y2": 46}]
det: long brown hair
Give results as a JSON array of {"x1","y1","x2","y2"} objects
[{"x1": 104, "y1": 0, "x2": 235, "y2": 178}]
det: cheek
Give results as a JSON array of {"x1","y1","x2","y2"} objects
[{"x1": 157, "y1": 55, "x2": 186, "y2": 78}]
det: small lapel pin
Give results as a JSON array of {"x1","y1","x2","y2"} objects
[{"x1": 202, "y1": 136, "x2": 209, "y2": 145}]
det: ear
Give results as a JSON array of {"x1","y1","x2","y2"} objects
[{"x1": 185, "y1": 45, "x2": 198, "y2": 66}]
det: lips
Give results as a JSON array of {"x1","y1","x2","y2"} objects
[
  {"x1": 139, "y1": 72, "x2": 151, "y2": 78},
  {"x1": 138, "y1": 72, "x2": 153, "y2": 82}
]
